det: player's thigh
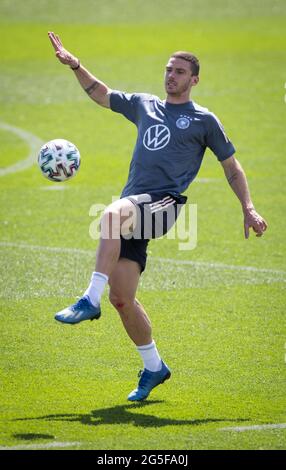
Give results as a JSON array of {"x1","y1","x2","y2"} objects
[
  {"x1": 108, "y1": 258, "x2": 141, "y2": 305},
  {"x1": 105, "y1": 198, "x2": 137, "y2": 236}
]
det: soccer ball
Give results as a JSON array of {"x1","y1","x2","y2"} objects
[{"x1": 38, "y1": 139, "x2": 81, "y2": 182}]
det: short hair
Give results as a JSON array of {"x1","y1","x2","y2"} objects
[{"x1": 170, "y1": 51, "x2": 200, "y2": 76}]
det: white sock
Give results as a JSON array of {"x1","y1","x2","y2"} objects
[
  {"x1": 83, "y1": 271, "x2": 109, "y2": 307},
  {"x1": 137, "y1": 341, "x2": 162, "y2": 372}
]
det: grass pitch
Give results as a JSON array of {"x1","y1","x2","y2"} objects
[{"x1": 0, "y1": 0, "x2": 286, "y2": 450}]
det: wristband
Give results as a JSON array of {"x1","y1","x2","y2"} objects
[{"x1": 70, "y1": 59, "x2": 80, "y2": 70}]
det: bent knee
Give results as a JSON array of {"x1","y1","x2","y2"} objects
[{"x1": 109, "y1": 292, "x2": 134, "y2": 312}]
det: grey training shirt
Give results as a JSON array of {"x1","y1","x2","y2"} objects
[{"x1": 110, "y1": 91, "x2": 235, "y2": 198}]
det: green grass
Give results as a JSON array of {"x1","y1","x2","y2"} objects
[
  {"x1": 0, "y1": 0, "x2": 286, "y2": 450},
  {"x1": 0, "y1": 130, "x2": 29, "y2": 168}
]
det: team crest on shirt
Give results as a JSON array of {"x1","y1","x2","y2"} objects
[{"x1": 176, "y1": 116, "x2": 190, "y2": 129}]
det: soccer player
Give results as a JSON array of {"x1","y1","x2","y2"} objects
[{"x1": 48, "y1": 32, "x2": 268, "y2": 401}]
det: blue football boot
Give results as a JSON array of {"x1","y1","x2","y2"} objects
[
  {"x1": 128, "y1": 361, "x2": 171, "y2": 401},
  {"x1": 55, "y1": 296, "x2": 101, "y2": 324}
]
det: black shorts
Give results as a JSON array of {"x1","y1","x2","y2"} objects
[{"x1": 119, "y1": 192, "x2": 187, "y2": 273}]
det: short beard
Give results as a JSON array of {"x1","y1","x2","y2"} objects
[{"x1": 165, "y1": 79, "x2": 192, "y2": 96}]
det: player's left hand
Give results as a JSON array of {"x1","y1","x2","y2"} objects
[{"x1": 244, "y1": 207, "x2": 268, "y2": 239}]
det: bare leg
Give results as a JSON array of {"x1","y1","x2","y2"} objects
[
  {"x1": 119, "y1": 298, "x2": 152, "y2": 346},
  {"x1": 109, "y1": 259, "x2": 170, "y2": 402},
  {"x1": 55, "y1": 200, "x2": 138, "y2": 324},
  {"x1": 109, "y1": 258, "x2": 152, "y2": 346},
  {"x1": 95, "y1": 199, "x2": 136, "y2": 277},
  {"x1": 95, "y1": 238, "x2": 121, "y2": 277}
]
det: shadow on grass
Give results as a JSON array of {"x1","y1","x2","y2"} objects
[{"x1": 14, "y1": 401, "x2": 249, "y2": 428}]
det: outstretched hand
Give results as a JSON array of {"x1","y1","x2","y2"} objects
[
  {"x1": 244, "y1": 208, "x2": 268, "y2": 239},
  {"x1": 48, "y1": 32, "x2": 79, "y2": 68}
]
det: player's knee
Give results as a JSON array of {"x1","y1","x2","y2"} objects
[{"x1": 109, "y1": 292, "x2": 133, "y2": 312}]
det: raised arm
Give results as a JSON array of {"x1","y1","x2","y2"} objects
[
  {"x1": 221, "y1": 155, "x2": 268, "y2": 238},
  {"x1": 48, "y1": 32, "x2": 112, "y2": 108}
]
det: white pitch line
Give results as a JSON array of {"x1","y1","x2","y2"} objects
[
  {"x1": 154, "y1": 256, "x2": 286, "y2": 275},
  {"x1": 220, "y1": 423, "x2": 286, "y2": 432},
  {"x1": 0, "y1": 441, "x2": 81, "y2": 450},
  {"x1": 0, "y1": 241, "x2": 285, "y2": 277},
  {"x1": 0, "y1": 121, "x2": 44, "y2": 177},
  {"x1": 40, "y1": 185, "x2": 67, "y2": 191},
  {"x1": 0, "y1": 241, "x2": 93, "y2": 256}
]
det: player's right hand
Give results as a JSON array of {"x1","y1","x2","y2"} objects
[{"x1": 48, "y1": 32, "x2": 79, "y2": 69}]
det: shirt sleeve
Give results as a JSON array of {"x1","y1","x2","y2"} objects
[
  {"x1": 205, "y1": 113, "x2": 235, "y2": 161},
  {"x1": 110, "y1": 90, "x2": 139, "y2": 124}
]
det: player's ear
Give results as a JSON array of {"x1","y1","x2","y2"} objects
[{"x1": 191, "y1": 75, "x2": 199, "y2": 86}]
